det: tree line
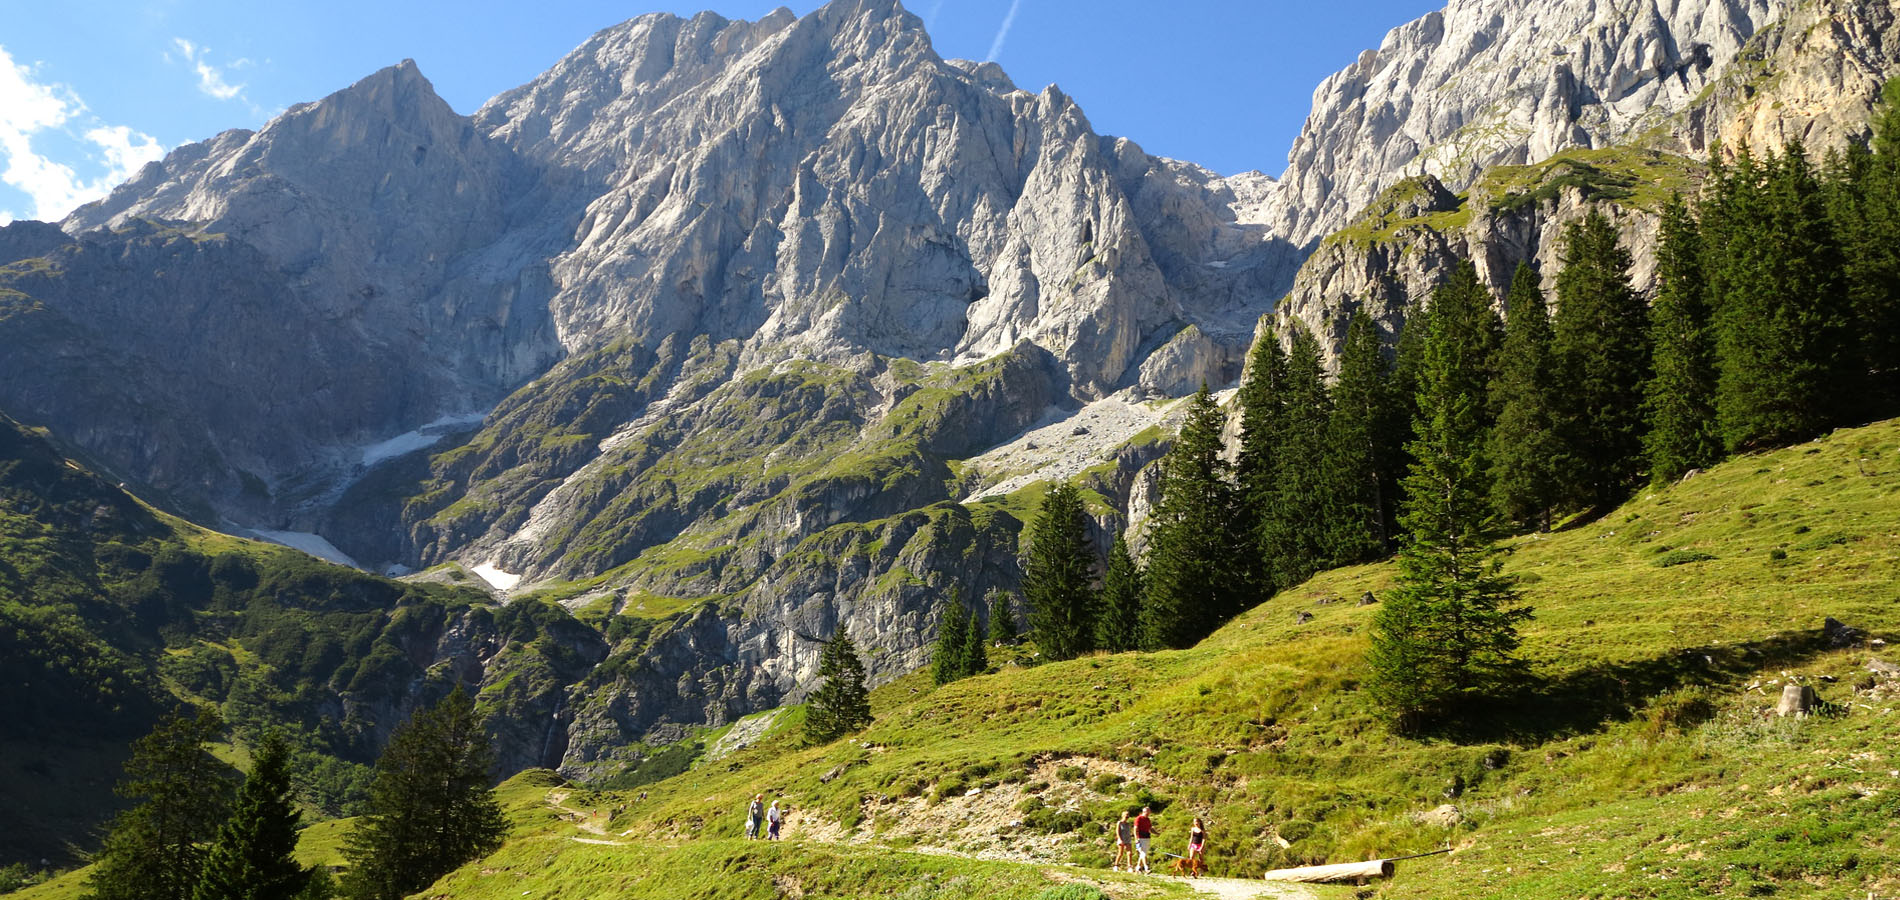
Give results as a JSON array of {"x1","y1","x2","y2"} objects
[
  {"x1": 84, "y1": 689, "x2": 506, "y2": 900},
  {"x1": 1005, "y1": 100, "x2": 1900, "y2": 728}
]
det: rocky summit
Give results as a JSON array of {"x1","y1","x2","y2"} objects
[{"x1": 3, "y1": 0, "x2": 1897, "y2": 780}]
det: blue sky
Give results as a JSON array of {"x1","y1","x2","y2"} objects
[{"x1": 1, "y1": 0, "x2": 1443, "y2": 224}]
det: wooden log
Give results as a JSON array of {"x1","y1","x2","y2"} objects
[{"x1": 1260, "y1": 858, "x2": 1395, "y2": 883}]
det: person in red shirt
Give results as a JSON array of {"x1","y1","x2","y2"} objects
[{"x1": 1133, "y1": 806, "x2": 1156, "y2": 874}]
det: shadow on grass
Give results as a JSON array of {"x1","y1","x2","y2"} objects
[{"x1": 1443, "y1": 626, "x2": 1833, "y2": 744}]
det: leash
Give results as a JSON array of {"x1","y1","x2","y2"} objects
[{"x1": 1383, "y1": 847, "x2": 1454, "y2": 862}]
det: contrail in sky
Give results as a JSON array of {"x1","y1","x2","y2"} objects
[{"x1": 984, "y1": 0, "x2": 1023, "y2": 63}]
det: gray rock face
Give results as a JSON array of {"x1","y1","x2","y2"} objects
[{"x1": 1266, "y1": 0, "x2": 1790, "y2": 248}]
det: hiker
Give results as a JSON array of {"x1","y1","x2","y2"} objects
[
  {"x1": 767, "y1": 799, "x2": 784, "y2": 840},
  {"x1": 1186, "y1": 816, "x2": 1207, "y2": 875},
  {"x1": 1133, "y1": 806, "x2": 1155, "y2": 874},
  {"x1": 746, "y1": 793, "x2": 764, "y2": 840},
  {"x1": 1110, "y1": 810, "x2": 1134, "y2": 871}
]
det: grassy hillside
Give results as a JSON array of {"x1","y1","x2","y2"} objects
[
  {"x1": 0, "y1": 414, "x2": 586, "y2": 868},
  {"x1": 423, "y1": 417, "x2": 1900, "y2": 899}
]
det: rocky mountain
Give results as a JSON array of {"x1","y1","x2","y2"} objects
[{"x1": 5, "y1": 0, "x2": 1898, "y2": 783}]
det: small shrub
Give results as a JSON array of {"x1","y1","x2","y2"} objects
[
  {"x1": 1088, "y1": 773, "x2": 1124, "y2": 794},
  {"x1": 1056, "y1": 764, "x2": 1086, "y2": 781},
  {"x1": 1654, "y1": 549, "x2": 1718, "y2": 567},
  {"x1": 1024, "y1": 780, "x2": 1049, "y2": 794},
  {"x1": 931, "y1": 774, "x2": 968, "y2": 803},
  {"x1": 1278, "y1": 819, "x2": 1317, "y2": 843},
  {"x1": 1768, "y1": 548, "x2": 1788, "y2": 561}
]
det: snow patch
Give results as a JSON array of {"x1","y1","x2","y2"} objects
[
  {"x1": 471, "y1": 562, "x2": 521, "y2": 591},
  {"x1": 359, "y1": 412, "x2": 488, "y2": 467},
  {"x1": 252, "y1": 530, "x2": 362, "y2": 569}
]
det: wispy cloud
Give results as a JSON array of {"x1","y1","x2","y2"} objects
[
  {"x1": 984, "y1": 0, "x2": 1023, "y2": 63},
  {"x1": 925, "y1": 0, "x2": 946, "y2": 30},
  {"x1": 171, "y1": 37, "x2": 245, "y2": 102},
  {"x1": 0, "y1": 45, "x2": 164, "y2": 223}
]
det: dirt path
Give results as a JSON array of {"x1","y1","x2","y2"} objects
[{"x1": 544, "y1": 788, "x2": 1306, "y2": 898}]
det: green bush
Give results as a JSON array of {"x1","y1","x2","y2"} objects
[
  {"x1": 1055, "y1": 764, "x2": 1085, "y2": 781},
  {"x1": 1088, "y1": 773, "x2": 1124, "y2": 793}
]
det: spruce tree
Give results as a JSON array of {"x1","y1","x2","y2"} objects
[
  {"x1": 1235, "y1": 330, "x2": 1291, "y2": 600},
  {"x1": 1260, "y1": 328, "x2": 1334, "y2": 589},
  {"x1": 1711, "y1": 141, "x2": 1853, "y2": 450},
  {"x1": 985, "y1": 590, "x2": 1017, "y2": 646},
  {"x1": 86, "y1": 708, "x2": 233, "y2": 900},
  {"x1": 1643, "y1": 193, "x2": 1723, "y2": 483},
  {"x1": 960, "y1": 602, "x2": 987, "y2": 675},
  {"x1": 1387, "y1": 295, "x2": 1430, "y2": 520},
  {"x1": 1367, "y1": 260, "x2": 1531, "y2": 730},
  {"x1": 1023, "y1": 482, "x2": 1097, "y2": 661},
  {"x1": 1323, "y1": 311, "x2": 1397, "y2": 562},
  {"x1": 1488, "y1": 263, "x2": 1565, "y2": 530},
  {"x1": 341, "y1": 688, "x2": 506, "y2": 900},
  {"x1": 1142, "y1": 386, "x2": 1243, "y2": 649},
  {"x1": 803, "y1": 635, "x2": 873, "y2": 744},
  {"x1": 194, "y1": 733, "x2": 310, "y2": 900},
  {"x1": 1096, "y1": 531, "x2": 1143, "y2": 653},
  {"x1": 1552, "y1": 210, "x2": 1649, "y2": 509},
  {"x1": 932, "y1": 597, "x2": 971, "y2": 686}
]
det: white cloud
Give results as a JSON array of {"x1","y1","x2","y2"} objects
[
  {"x1": 0, "y1": 45, "x2": 165, "y2": 224},
  {"x1": 985, "y1": 0, "x2": 1023, "y2": 63},
  {"x1": 172, "y1": 37, "x2": 245, "y2": 102}
]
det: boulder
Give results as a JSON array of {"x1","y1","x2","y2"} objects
[
  {"x1": 1824, "y1": 617, "x2": 1863, "y2": 648},
  {"x1": 1775, "y1": 683, "x2": 1817, "y2": 717}
]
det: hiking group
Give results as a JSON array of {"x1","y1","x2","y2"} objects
[
  {"x1": 745, "y1": 793, "x2": 785, "y2": 840},
  {"x1": 1111, "y1": 807, "x2": 1207, "y2": 876}
]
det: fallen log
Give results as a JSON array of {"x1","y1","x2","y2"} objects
[{"x1": 1261, "y1": 859, "x2": 1394, "y2": 883}]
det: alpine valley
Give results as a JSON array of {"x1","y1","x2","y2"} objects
[{"x1": 4, "y1": 0, "x2": 1900, "y2": 897}]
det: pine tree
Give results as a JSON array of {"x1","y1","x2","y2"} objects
[
  {"x1": 1823, "y1": 85, "x2": 1900, "y2": 418},
  {"x1": 985, "y1": 590, "x2": 1017, "y2": 646},
  {"x1": 1711, "y1": 141, "x2": 1853, "y2": 450},
  {"x1": 341, "y1": 688, "x2": 506, "y2": 900},
  {"x1": 1142, "y1": 386, "x2": 1243, "y2": 650},
  {"x1": 1235, "y1": 330, "x2": 1291, "y2": 600},
  {"x1": 1260, "y1": 328, "x2": 1335, "y2": 589},
  {"x1": 960, "y1": 601, "x2": 987, "y2": 675},
  {"x1": 1366, "y1": 260, "x2": 1531, "y2": 730},
  {"x1": 1552, "y1": 210, "x2": 1649, "y2": 509},
  {"x1": 1488, "y1": 263, "x2": 1565, "y2": 530},
  {"x1": 1322, "y1": 311, "x2": 1396, "y2": 562},
  {"x1": 1643, "y1": 193, "x2": 1723, "y2": 483},
  {"x1": 1023, "y1": 482, "x2": 1097, "y2": 661},
  {"x1": 803, "y1": 635, "x2": 873, "y2": 744},
  {"x1": 932, "y1": 596, "x2": 971, "y2": 686},
  {"x1": 1387, "y1": 295, "x2": 1430, "y2": 522},
  {"x1": 1095, "y1": 531, "x2": 1143, "y2": 653},
  {"x1": 194, "y1": 733, "x2": 311, "y2": 900},
  {"x1": 85, "y1": 707, "x2": 232, "y2": 900}
]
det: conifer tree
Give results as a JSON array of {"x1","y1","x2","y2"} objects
[
  {"x1": 1387, "y1": 295, "x2": 1430, "y2": 518},
  {"x1": 86, "y1": 707, "x2": 233, "y2": 900},
  {"x1": 1823, "y1": 85, "x2": 1900, "y2": 417},
  {"x1": 960, "y1": 602, "x2": 987, "y2": 675},
  {"x1": 1142, "y1": 386, "x2": 1243, "y2": 649},
  {"x1": 1235, "y1": 330, "x2": 1290, "y2": 599},
  {"x1": 1711, "y1": 141, "x2": 1852, "y2": 450},
  {"x1": 1488, "y1": 263, "x2": 1565, "y2": 530},
  {"x1": 342, "y1": 688, "x2": 506, "y2": 900},
  {"x1": 985, "y1": 590, "x2": 1017, "y2": 646},
  {"x1": 1552, "y1": 209, "x2": 1649, "y2": 509},
  {"x1": 1096, "y1": 531, "x2": 1143, "y2": 653},
  {"x1": 1023, "y1": 482, "x2": 1097, "y2": 661},
  {"x1": 932, "y1": 597, "x2": 971, "y2": 686},
  {"x1": 194, "y1": 733, "x2": 310, "y2": 900},
  {"x1": 1643, "y1": 193, "x2": 1723, "y2": 483},
  {"x1": 1323, "y1": 311, "x2": 1397, "y2": 562},
  {"x1": 1260, "y1": 329, "x2": 1334, "y2": 589},
  {"x1": 1367, "y1": 260, "x2": 1531, "y2": 730},
  {"x1": 803, "y1": 635, "x2": 873, "y2": 744}
]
